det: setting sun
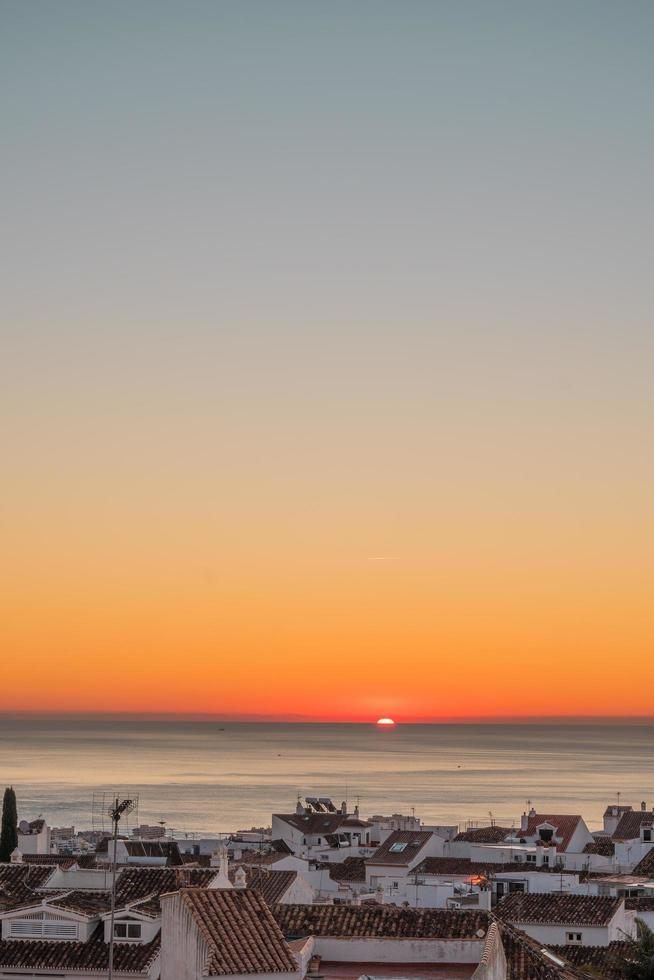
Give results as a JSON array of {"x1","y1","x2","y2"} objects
[{"x1": 376, "y1": 717, "x2": 396, "y2": 727}]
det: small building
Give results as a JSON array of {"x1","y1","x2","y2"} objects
[
  {"x1": 160, "y1": 887, "x2": 299, "y2": 980},
  {"x1": 497, "y1": 893, "x2": 632, "y2": 947},
  {"x1": 365, "y1": 829, "x2": 445, "y2": 890},
  {"x1": 16, "y1": 819, "x2": 50, "y2": 856},
  {"x1": 272, "y1": 801, "x2": 372, "y2": 861}
]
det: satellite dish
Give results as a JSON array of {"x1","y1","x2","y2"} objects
[{"x1": 19, "y1": 820, "x2": 30, "y2": 834}]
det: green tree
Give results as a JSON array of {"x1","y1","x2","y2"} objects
[
  {"x1": 617, "y1": 918, "x2": 654, "y2": 980},
  {"x1": 0, "y1": 787, "x2": 18, "y2": 862}
]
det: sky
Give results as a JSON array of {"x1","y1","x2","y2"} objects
[{"x1": 2, "y1": 1, "x2": 654, "y2": 720}]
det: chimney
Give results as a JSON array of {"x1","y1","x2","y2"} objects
[
  {"x1": 210, "y1": 845, "x2": 233, "y2": 889},
  {"x1": 520, "y1": 812, "x2": 529, "y2": 833},
  {"x1": 341, "y1": 801, "x2": 347, "y2": 815},
  {"x1": 642, "y1": 802, "x2": 647, "y2": 812},
  {"x1": 234, "y1": 867, "x2": 247, "y2": 889},
  {"x1": 354, "y1": 804, "x2": 359, "y2": 818},
  {"x1": 296, "y1": 799, "x2": 304, "y2": 815}
]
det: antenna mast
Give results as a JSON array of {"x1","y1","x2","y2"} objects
[{"x1": 108, "y1": 796, "x2": 137, "y2": 980}]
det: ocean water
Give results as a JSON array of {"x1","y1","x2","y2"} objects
[{"x1": 0, "y1": 718, "x2": 651, "y2": 838}]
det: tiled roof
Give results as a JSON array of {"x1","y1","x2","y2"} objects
[
  {"x1": 498, "y1": 893, "x2": 621, "y2": 926},
  {"x1": 0, "y1": 864, "x2": 55, "y2": 911},
  {"x1": 21, "y1": 854, "x2": 77, "y2": 867},
  {"x1": 625, "y1": 895, "x2": 654, "y2": 911},
  {"x1": 367, "y1": 830, "x2": 434, "y2": 866},
  {"x1": 229, "y1": 868, "x2": 298, "y2": 905},
  {"x1": 550, "y1": 941, "x2": 630, "y2": 979},
  {"x1": 181, "y1": 853, "x2": 212, "y2": 868},
  {"x1": 272, "y1": 904, "x2": 489, "y2": 939},
  {"x1": 633, "y1": 848, "x2": 654, "y2": 876},
  {"x1": 515, "y1": 815, "x2": 583, "y2": 853},
  {"x1": 603, "y1": 805, "x2": 633, "y2": 818},
  {"x1": 273, "y1": 813, "x2": 370, "y2": 835},
  {"x1": 114, "y1": 866, "x2": 217, "y2": 905},
  {"x1": 495, "y1": 920, "x2": 584, "y2": 979},
  {"x1": 612, "y1": 810, "x2": 654, "y2": 840},
  {"x1": 413, "y1": 858, "x2": 575, "y2": 878},
  {"x1": 0, "y1": 923, "x2": 160, "y2": 975},
  {"x1": 123, "y1": 893, "x2": 163, "y2": 918},
  {"x1": 326, "y1": 857, "x2": 367, "y2": 883},
  {"x1": 234, "y1": 850, "x2": 288, "y2": 867},
  {"x1": 454, "y1": 826, "x2": 514, "y2": 844},
  {"x1": 179, "y1": 887, "x2": 297, "y2": 975},
  {"x1": 582, "y1": 838, "x2": 615, "y2": 857},
  {"x1": 48, "y1": 890, "x2": 112, "y2": 916}
]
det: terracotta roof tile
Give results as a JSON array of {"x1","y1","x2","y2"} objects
[
  {"x1": 612, "y1": 810, "x2": 654, "y2": 840},
  {"x1": 549, "y1": 941, "x2": 630, "y2": 979},
  {"x1": 454, "y1": 826, "x2": 514, "y2": 844},
  {"x1": 414, "y1": 858, "x2": 575, "y2": 877},
  {"x1": 633, "y1": 848, "x2": 654, "y2": 876},
  {"x1": 325, "y1": 857, "x2": 367, "y2": 883},
  {"x1": 367, "y1": 830, "x2": 434, "y2": 866},
  {"x1": 274, "y1": 813, "x2": 370, "y2": 835},
  {"x1": 0, "y1": 923, "x2": 159, "y2": 975},
  {"x1": 272, "y1": 904, "x2": 489, "y2": 939},
  {"x1": 21, "y1": 854, "x2": 78, "y2": 867},
  {"x1": 0, "y1": 864, "x2": 55, "y2": 911},
  {"x1": 498, "y1": 893, "x2": 621, "y2": 926},
  {"x1": 582, "y1": 838, "x2": 615, "y2": 856},
  {"x1": 179, "y1": 887, "x2": 297, "y2": 975},
  {"x1": 496, "y1": 920, "x2": 584, "y2": 979},
  {"x1": 514, "y1": 815, "x2": 584, "y2": 853},
  {"x1": 625, "y1": 895, "x2": 654, "y2": 911},
  {"x1": 114, "y1": 866, "x2": 216, "y2": 906},
  {"x1": 48, "y1": 890, "x2": 113, "y2": 916},
  {"x1": 229, "y1": 868, "x2": 298, "y2": 905}
]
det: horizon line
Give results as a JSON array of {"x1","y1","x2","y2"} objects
[{"x1": 1, "y1": 710, "x2": 653, "y2": 725}]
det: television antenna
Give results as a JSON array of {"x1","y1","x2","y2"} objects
[{"x1": 107, "y1": 796, "x2": 138, "y2": 980}]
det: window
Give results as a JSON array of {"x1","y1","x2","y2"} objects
[
  {"x1": 644, "y1": 829, "x2": 652, "y2": 842},
  {"x1": 392, "y1": 881, "x2": 399, "y2": 889},
  {"x1": 114, "y1": 922, "x2": 142, "y2": 940},
  {"x1": 10, "y1": 918, "x2": 77, "y2": 940},
  {"x1": 389, "y1": 842, "x2": 407, "y2": 853},
  {"x1": 526, "y1": 854, "x2": 536, "y2": 863},
  {"x1": 542, "y1": 855, "x2": 549, "y2": 866},
  {"x1": 566, "y1": 932, "x2": 583, "y2": 945}
]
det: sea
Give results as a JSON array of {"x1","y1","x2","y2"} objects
[{"x1": 0, "y1": 717, "x2": 651, "y2": 839}]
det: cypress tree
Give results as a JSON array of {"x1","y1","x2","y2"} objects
[{"x1": 0, "y1": 787, "x2": 18, "y2": 862}]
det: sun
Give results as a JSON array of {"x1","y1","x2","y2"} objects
[{"x1": 376, "y1": 717, "x2": 396, "y2": 727}]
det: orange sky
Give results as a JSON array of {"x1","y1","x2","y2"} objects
[
  {"x1": 3, "y1": 386, "x2": 654, "y2": 719},
  {"x1": 3, "y1": 4, "x2": 654, "y2": 720}
]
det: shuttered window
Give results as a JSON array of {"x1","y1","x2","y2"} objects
[{"x1": 10, "y1": 918, "x2": 78, "y2": 939}]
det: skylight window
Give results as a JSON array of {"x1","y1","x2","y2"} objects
[{"x1": 389, "y1": 842, "x2": 407, "y2": 852}]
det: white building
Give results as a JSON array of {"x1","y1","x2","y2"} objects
[
  {"x1": 498, "y1": 893, "x2": 633, "y2": 947},
  {"x1": 160, "y1": 887, "x2": 300, "y2": 980},
  {"x1": 271, "y1": 800, "x2": 372, "y2": 862},
  {"x1": 16, "y1": 819, "x2": 50, "y2": 856}
]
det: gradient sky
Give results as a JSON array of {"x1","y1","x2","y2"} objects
[{"x1": 2, "y1": 1, "x2": 654, "y2": 719}]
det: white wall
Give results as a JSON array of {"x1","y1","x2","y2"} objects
[
  {"x1": 312, "y1": 936, "x2": 485, "y2": 963},
  {"x1": 471, "y1": 923, "x2": 507, "y2": 980},
  {"x1": 17, "y1": 824, "x2": 50, "y2": 855},
  {"x1": 507, "y1": 922, "x2": 611, "y2": 947}
]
